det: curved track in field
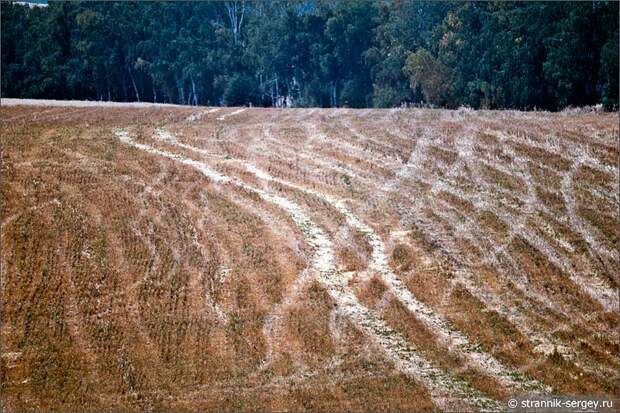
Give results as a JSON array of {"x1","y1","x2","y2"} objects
[
  {"x1": 152, "y1": 128, "x2": 548, "y2": 396},
  {"x1": 2, "y1": 101, "x2": 617, "y2": 412},
  {"x1": 116, "y1": 128, "x2": 501, "y2": 411}
]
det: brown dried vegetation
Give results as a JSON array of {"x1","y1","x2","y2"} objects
[{"x1": 1, "y1": 104, "x2": 618, "y2": 411}]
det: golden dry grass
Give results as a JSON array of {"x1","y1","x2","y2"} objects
[{"x1": 1, "y1": 103, "x2": 618, "y2": 411}]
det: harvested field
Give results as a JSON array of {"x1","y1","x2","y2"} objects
[{"x1": 1, "y1": 101, "x2": 618, "y2": 411}]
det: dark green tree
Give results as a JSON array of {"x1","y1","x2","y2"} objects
[{"x1": 1, "y1": 1, "x2": 617, "y2": 110}]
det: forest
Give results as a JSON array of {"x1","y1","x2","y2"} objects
[{"x1": 1, "y1": 0, "x2": 618, "y2": 110}]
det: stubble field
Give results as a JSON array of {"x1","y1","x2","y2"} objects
[{"x1": 1, "y1": 101, "x2": 618, "y2": 411}]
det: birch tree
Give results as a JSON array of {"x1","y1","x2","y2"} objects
[{"x1": 224, "y1": 1, "x2": 246, "y2": 45}]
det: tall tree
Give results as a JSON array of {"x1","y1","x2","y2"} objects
[{"x1": 1, "y1": 0, "x2": 617, "y2": 110}]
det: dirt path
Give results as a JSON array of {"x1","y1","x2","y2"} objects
[
  {"x1": 152, "y1": 128, "x2": 549, "y2": 397},
  {"x1": 115, "y1": 127, "x2": 502, "y2": 411},
  {"x1": 240, "y1": 162, "x2": 548, "y2": 395},
  {"x1": 317, "y1": 119, "x2": 617, "y2": 378},
  {"x1": 562, "y1": 155, "x2": 616, "y2": 262},
  {"x1": 216, "y1": 107, "x2": 247, "y2": 121},
  {"x1": 186, "y1": 108, "x2": 220, "y2": 122}
]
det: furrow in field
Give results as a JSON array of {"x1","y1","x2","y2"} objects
[
  {"x1": 259, "y1": 266, "x2": 314, "y2": 371},
  {"x1": 501, "y1": 130, "x2": 616, "y2": 177},
  {"x1": 304, "y1": 122, "x2": 403, "y2": 171},
  {"x1": 418, "y1": 198, "x2": 618, "y2": 376},
  {"x1": 1, "y1": 198, "x2": 62, "y2": 232},
  {"x1": 216, "y1": 107, "x2": 247, "y2": 121},
  {"x1": 328, "y1": 199, "x2": 549, "y2": 395},
  {"x1": 383, "y1": 129, "x2": 547, "y2": 329},
  {"x1": 262, "y1": 118, "x2": 611, "y2": 376},
  {"x1": 186, "y1": 108, "x2": 220, "y2": 122},
  {"x1": 428, "y1": 173, "x2": 618, "y2": 313},
  {"x1": 445, "y1": 132, "x2": 619, "y2": 312},
  {"x1": 154, "y1": 128, "x2": 548, "y2": 396},
  {"x1": 340, "y1": 118, "x2": 405, "y2": 158},
  {"x1": 476, "y1": 133, "x2": 616, "y2": 295},
  {"x1": 384, "y1": 127, "x2": 617, "y2": 376},
  {"x1": 561, "y1": 156, "x2": 617, "y2": 262},
  {"x1": 115, "y1": 127, "x2": 500, "y2": 411},
  {"x1": 490, "y1": 131, "x2": 618, "y2": 255},
  {"x1": 260, "y1": 124, "x2": 376, "y2": 186}
]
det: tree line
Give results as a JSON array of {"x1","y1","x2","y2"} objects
[{"x1": 2, "y1": 0, "x2": 618, "y2": 110}]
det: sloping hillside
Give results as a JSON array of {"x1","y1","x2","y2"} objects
[{"x1": 1, "y1": 102, "x2": 618, "y2": 411}]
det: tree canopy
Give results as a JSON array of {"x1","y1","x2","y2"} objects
[{"x1": 1, "y1": 0, "x2": 618, "y2": 110}]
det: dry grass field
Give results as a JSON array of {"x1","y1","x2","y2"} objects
[{"x1": 1, "y1": 101, "x2": 618, "y2": 411}]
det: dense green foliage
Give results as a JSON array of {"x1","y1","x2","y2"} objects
[{"x1": 2, "y1": 1, "x2": 618, "y2": 110}]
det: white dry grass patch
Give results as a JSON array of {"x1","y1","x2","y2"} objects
[
  {"x1": 1, "y1": 98, "x2": 185, "y2": 108},
  {"x1": 3, "y1": 105, "x2": 617, "y2": 411},
  {"x1": 165, "y1": 109, "x2": 617, "y2": 366},
  {"x1": 115, "y1": 127, "x2": 508, "y2": 410},
  {"x1": 373, "y1": 121, "x2": 617, "y2": 376},
  {"x1": 186, "y1": 108, "x2": 220, "y2": 122},
  {"x1": 216, "y1": 107, "x2": 247, "y2": 121},
  {"x1": 152, "y1": 127, "x2": 550, "y2": 396},
  {"x1": 561, "y1": 156, "x2": 617, "y2": 262}
]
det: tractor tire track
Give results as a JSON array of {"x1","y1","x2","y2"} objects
[
  {"x1": 154, "y1": 128, "x2": 548, "y2": 396},
  {"x1": 115, "y1": 127, "x2": 501, "y2": 411}
]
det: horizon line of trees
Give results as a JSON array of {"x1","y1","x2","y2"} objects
[{"x1": 2, "y1": 0, "x2": 618, "y2": 110}]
